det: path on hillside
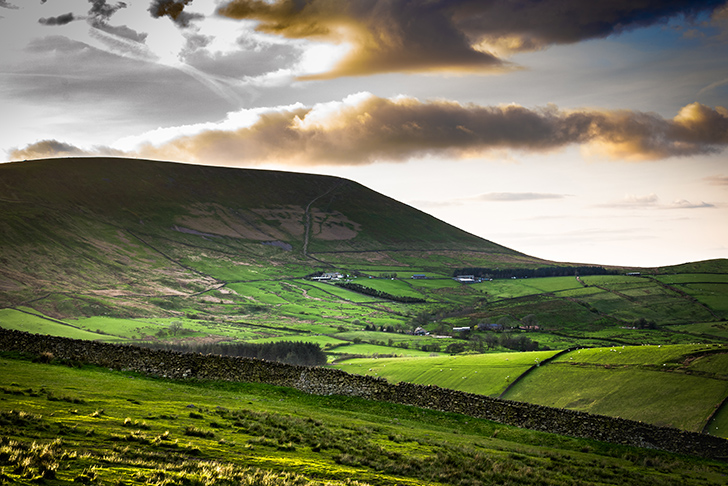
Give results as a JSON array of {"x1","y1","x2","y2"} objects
[{"x1": 302, "y1": 181, "x2": 348, "y2": 258}]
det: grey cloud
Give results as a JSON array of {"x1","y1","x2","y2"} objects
[
  {"x1": 667, "y1": 199, "x2": 716, "y2": 209},
  {"x1": 93, "y1": 21, "x2": 148, "y2": 43},
  {"x1": 218, "y1": 0, "x2": 727, "y2": 78},
  {"x1": 88, "y1": 0, "x2": 127, "y2": 20},
  {"x1": 38, "y1": 13, "x2": 77, "y2": 26},
  {"x1": 149, "y1": 0, "x2": 204, "y2": 28},
  {"x1": 0, "y1": 1, "x2": 18, "y2": 9},
  {"x1": 9, "y1": 140, "x2": 122, "y2": 160},
  {"x1": 596, "y1": 194, "x2": 716, "y2": 210},
  {"x1": 455, "y1": 0, "x2": 726, "y2": 51}
]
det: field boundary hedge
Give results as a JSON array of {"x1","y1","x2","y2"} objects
[{"x1": 1, "y1": 328, "x2": 726, "y2": 460}]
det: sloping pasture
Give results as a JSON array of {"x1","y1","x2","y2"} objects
[
  {"x1": 332, "y1": 350, "x2": 560, "y2": 396},
  {"x1": 501, "y1": 344, "x2": 728, "y2": 435}
]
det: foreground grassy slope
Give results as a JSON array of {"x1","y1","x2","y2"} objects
[{"x1": 2, "y1": 355, "x2": 728, "y2": 485}]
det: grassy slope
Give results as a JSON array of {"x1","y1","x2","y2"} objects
[
  {"x1": 501, "y1": 344, "x2": 728, "y2": 435},
  {"x1": 1, "y1": 355, "x2": 727, "y2": 485},
  {"x1": 333, "y1": 344, "x2": 728, "y2": 437},
  {"x1": 332, "y1": 351, "x2": 560, "y2": 396}
]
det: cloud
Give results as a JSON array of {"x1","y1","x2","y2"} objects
[
  {"x1": 705, "y1": 174, "x2": 728, "y2": 185},
  {"x1": 35, "y1": 1, "x2": 146, "y2": 42},
  {"x1": 597, "y1": 193, "x2": 715, "y2": 210},
  {"x1": 0, "y1": 0, "x2": 18, "y2": 9},
  {"x1": 408, "y1": 192, "x2": 567, "y2": 209},
  {"x1": 597, "y1": 194, "x2": 661, "y2": 209},
  {"x1": 474, "y1": 193, "x2": 567, "y2": 202},
  {"x1": 149, "y1": 0, "x2": 204, "y2": 28},
  {"x1": 88, "y1": 0, "x2": 127, "y2": 22},
  {"x1": 8, "y1": 140, "x2": 124, "y2": 160},
  {"x1": 38, "y1": 13, "x2": 77, "y2": 26},
  {"x1": 9, "y1": 94, "x2": 728, "y2": 165},
  {"x1": 668, "y1": 199, "x2": 716, "y2": 209},
  {"x1": 217, "y1": 0, "x2": 726, "y2": 78}
]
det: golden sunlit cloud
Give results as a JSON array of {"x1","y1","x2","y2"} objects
[
  {"x1": 217, "y1": 0, "x2": 727, "y2": 78},
  {"x1": 9, "y1": 95, "x2": 728, "y2": 165}
]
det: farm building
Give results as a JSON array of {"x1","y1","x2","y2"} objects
[{"x1": 311, "y1": 272, "x2": 344, "y2": 281}]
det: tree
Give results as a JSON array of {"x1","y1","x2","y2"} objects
[
  {"x1": 446, "y1": 342, "x2": 466, "y2": 354},
  {"x1": 497, "y1": 316, "x2": 512, "y2": 331},
  {"x1": 484, "y1": 333, "x2": 499, "y2": 350},
  {"x1": 169, "y1": 321, "x2": 183, "y2": 336},
  {"x1": 410, "y1": 310, "x2": 430, "y2": 329}
]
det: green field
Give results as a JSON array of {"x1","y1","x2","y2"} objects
[
  {"x1": 1, "y1": 355, "x2": 727, "y2": 485},
  {"x1": 0, "y1": 309, "x2": 117, "y2": 342},
  {"x1": 502, "y1": 344, "x2": 728, "y2": 435},
  {"x1": 333, "y1": 351, "x2": 560, "y2": 396}
]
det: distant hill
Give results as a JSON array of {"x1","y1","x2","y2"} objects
[{"x1": 0, "y1": 157, "x2": 540, "y2": 309}]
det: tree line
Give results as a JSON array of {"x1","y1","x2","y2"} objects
[
  {"x1": 139, "y1": 340, "x2": 327, "y2": 367},
  {"x1": 453, "y1": 266, "x2": 618, "y2": 279},
  {"x1": 335, "y1": 282, "x2": 426, "y2": 303}
]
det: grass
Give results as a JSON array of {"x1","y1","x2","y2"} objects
[
  {"x1": 333, "y1": 351, "x2": 560, "y2": 396},
  {"x1": 0, "y1": 309, "x2": 119, "y2": 341},
  {"x1": 502, "y1": 344, "x2": 728, "y2": 434},
  {"x1": 1, "y1": 354, "x2": 728, "y2": 485}
]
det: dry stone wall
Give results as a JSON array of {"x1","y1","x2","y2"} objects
[{"x1": 1, "y1": 328, "x2": 727, "y2": 460}]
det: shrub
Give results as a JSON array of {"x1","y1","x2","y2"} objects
[{"x1": 182, "y1": 426, "x2": 215, "y2": 439}]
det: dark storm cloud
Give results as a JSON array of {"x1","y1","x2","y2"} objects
[
  {"x1": 38, "y1": 12, "x2": 76, "y2": 26},
  {"x1": 88, "y1": 0, "x2": 127, "y2": 20},
  {"x1": 149, "y1": 0, "x2": 204, "y2": 28},
  {"x1": 217, "y1": 0, "x2": 728, "y2": 78}
]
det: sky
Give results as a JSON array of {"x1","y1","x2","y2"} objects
[{"x1": 1, "y1": 0, "x2": 727, "y2": 268}]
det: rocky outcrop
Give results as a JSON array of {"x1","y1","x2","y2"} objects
[{"x1": 1, "y1": 328, "x2": 726, "y2": 460}]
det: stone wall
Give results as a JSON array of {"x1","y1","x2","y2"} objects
[{"x1": 1, "y1": 328, "x2": 726, "y2": 460}]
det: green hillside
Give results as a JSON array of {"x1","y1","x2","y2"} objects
[
  {"x1": 501, "y1": 344, "x2": 728, "y2": 435},
  {"x1": 331, "y1": 344, "x2": 728, "y2": 438},
  {"x1": 2, "y1": 157, "x2": 728, "y2": 451}
]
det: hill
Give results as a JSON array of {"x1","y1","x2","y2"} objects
[
  {"x1": 0, "y1": 157, "x2": 538, "y2": 308},
  {"x1": 1, "y1": 157, "x2": 727, "y2": 356}
]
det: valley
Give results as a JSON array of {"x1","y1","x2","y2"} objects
[{"x1": 2, "y1": 158, "x2": 728, "y2": 476}]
